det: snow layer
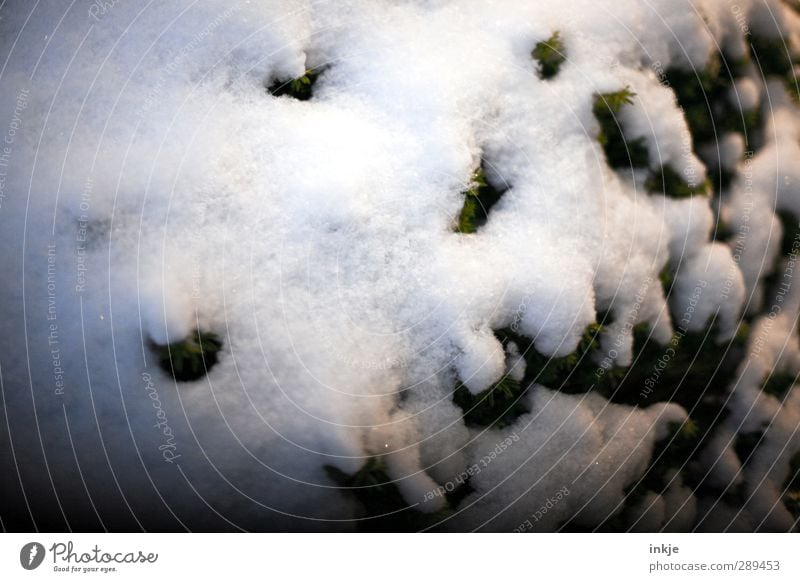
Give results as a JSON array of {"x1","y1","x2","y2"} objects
[
  {"x1": 451, "y1": 388, "x2": 686, "y2": 531},
  {"x1": 0, "y1": 0, "x2": 799, "y2": 531}
]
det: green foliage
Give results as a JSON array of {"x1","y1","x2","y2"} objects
[
  {"x1": 569, "y1": 417, "x2": 702, "y2": 531},
  {"x1": 666, "y1": 54, "x2": 758, "y2": 201},
  {"x1": 786, "y1": 77, "x2": 800, "y2": 105},
  {"x1": 596, "y1": 86, "x2": 637, "y2": 113},
  {"x1": 665, "y1": 53, "x2": 754, "y2": 148},
  {"x1": 734, "y1": 321, "x2": 751, "y2": 345},
  {"x1": 734, "y1": 430, "x2": 765, "y2": 465},
  {"x1": 659, "y1": 266, "x2": 674, "y2": 291},
  {"x1": 732, "y1": 108, "x2": 762, "y2": 138},
  {"x1": 449, "y1": 319, "x2": 742, "y2": 531},
  {"x1": 452, "y1": 323, "x2": 609, "y2": 428},
  {"x1": 593, "y1": 87, "x2": 650, "y2": 169},
  {"x1": 324, "y1": 458, "x2": 458, "y2": 531},
  {"x1": 453, "y1": 311, "x2": 754, "y2": 530},
  {"x1": 712, "y1": 165, "x2": 737, "y2": 195},
  {"x1": 783, "y1": 451, "x2": 800, "y2": 520},
  {"x1": 453, "y1": 373, "x2": 528, "y2": 428},
  {"x1": 646, "y1": 165, "x2": 708, "y2": 198},
  {"x1": 762, "y1": 210, "x2": 800, "y2": 295},
  {"x1": 761, "y1": 371, "x2": 797, "y2": 401},
  {"x1": 598, "y1": 320, "x2": 745, "y2": 410},
  {"x1": 156, "y1": 329, "x2": 222, "y2": 382},
  {"x1": 497, "y1": 314, "x2": 748, "y2": 507},
  {"x1": 456, "y1": 193, "x2": 479, "y2": 234},
  {"x1": 454, "y1": 165, "x2": 508, "y2": 234},
  {"x1": 540, "y1": 317, "x2": 747, "y2": 507},
  {"x1": 665, "y1": 67, "x2": 718, "y2": 145},
  {"x1": 639, "y1": 420, "x2": 701, "y2": 494},
  {"x1": 748, "y1": 35, "x2": 794, "y2": 78},
  {"x1": 324, "y1": 459, "x2": 407, "y2": 527},
  {"x1": 327, "y1": 33, "x2": 798, "y2": 527},
  {"x1": 268, "y1": 68, "x2": 320, "y2": 101},
  {"x1": 603, "y1": 418, "x2": 744, "y2": 531},
  {"x1": 712, "y1": 213, "x2": 734, "y2": 243},
  {"x1": 499, "y1": 323, "x2": 624, "y2": 396},
  {"x1": 776, "y1": 210, "x2": 800, "y2": 257},
  {"x1": 785, "y1": 489, "x2": 800, "y2": 521},
  {"x1": 594, "y1": 414, "x2": 748, "y2": 531},
  {"x1": 588, "y1": 419, "x2": 704, "y2": 531},
  {"x1": 532, "y1": 31, "x2": 566, "y2": 79}
]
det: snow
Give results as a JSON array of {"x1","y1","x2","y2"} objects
[
  {"x1": 717, "y1": 132, "x2": 747, "y2": 171},
  {"x1": 732, "y1": 77, "x2": 761, "y2": 112},
  {"x1": 669, "y1": 242, "x2": 745, "y2": 340},
  {"x1": 1, "y1": 0, "x2": 799, "y2": 531},
  {"x1": 450, "y1": 388, "x2": 686, "y2": 531}
]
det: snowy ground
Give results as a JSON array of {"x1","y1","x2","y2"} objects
[{"x1": 1, "y1": 0, "x2": 800, "y2": 532}]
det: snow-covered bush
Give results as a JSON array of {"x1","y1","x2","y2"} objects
[{"x1": 1, "y1": 0, "x2": 800, "y2": 532}]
